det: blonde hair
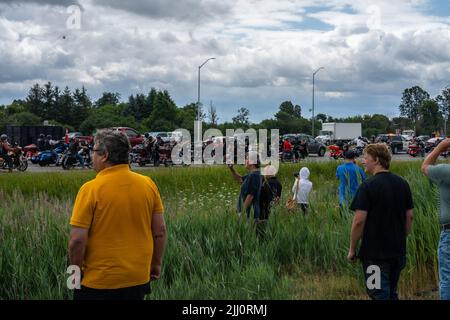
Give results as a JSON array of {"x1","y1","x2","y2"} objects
[{"x1": 364, "y1": 143, "x2": 391, "y2": 169}]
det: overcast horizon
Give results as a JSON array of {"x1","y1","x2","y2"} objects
[{"x1": 0, "y1": 0, "x2": 449, "y2": 123}]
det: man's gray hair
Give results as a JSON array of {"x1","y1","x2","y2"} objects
[{"x1": 94, "y1": 129, "x2": 131, "y2": 165}]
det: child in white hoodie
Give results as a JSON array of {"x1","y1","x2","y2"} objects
[{"x1": 292, "y1": 167, "x2": 313, "y2": 214}]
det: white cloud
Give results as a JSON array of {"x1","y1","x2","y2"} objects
[{"x1": 0, "y1": 0, "x2": 449, "y2": 121}]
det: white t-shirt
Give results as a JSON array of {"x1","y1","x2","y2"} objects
[
  {"x1": 356, "y1": 139, "x2": 366, "y2": 148},
  {"x1": 292, "y1": 178, "x2": 313, "y2": 204}
]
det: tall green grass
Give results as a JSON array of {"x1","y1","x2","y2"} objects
[{"x1": 0, "y1": 161, "x2": 442, "y2": 299}]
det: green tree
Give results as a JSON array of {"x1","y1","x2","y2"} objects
[
  {"x1": 276, "y1": 101, "x2": 302, "y2": 119},
  {"x1": 79, "y1": 104, "x2": 144, "y2": 135},
  {"x1": 95, "y1": 92, "x2": 121, "y2": 108},
  {"x1": 232, "y1": 107, "x2": 250, "y2": 126},
  {"x1": 72, "y1": 86, "x2": 92, "y2": 130},
  {"x1": 6, "y1": 112, "x2": 42, "y2": 126},
  {"x1": 436, "y1": 87, "x2": 450, "y2": 136},
  {"x1": 144, "y1": 90, "x2": 178, "y2": 131},
  {"x1": 399, "y1": 86, "x2": 430, "y2": 128},
  {"x1": 58, "y1": 86, "x2": 74, "y2": 126},
  {"x1": 316, "y1": 113, "x2": 328, "y2": 123},
  {"x1": 207, "y1": 101, "x2": 219, "y2": 126},
  {"x1": 25, "y1": 83, "x2": 44, "y2": 118},
  {"x1": 5, "y1": 100, "x2": 27, "y2": 116},
  {"x1": 419, "y1": 99, "x2": 442, "y2": 135}
]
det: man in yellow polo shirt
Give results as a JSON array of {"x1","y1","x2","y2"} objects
[{"x1": 68, "y1": 129, "x2": 167, "y2": 300}]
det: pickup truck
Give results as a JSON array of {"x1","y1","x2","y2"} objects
[
  {"x1": 111, "y1": 127, "x2": 144, "y2": 147},
  {"x1": 63, "y1": 132, "x2": 94, "y2": 144},
  {"x1": 68, "y1": 128, "x2": 145, "y2": 147}
]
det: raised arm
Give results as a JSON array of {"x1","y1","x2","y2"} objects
[
  {"x1": 228, "y1": 164, "x2": 243, "y2": 184},
  {"x1": 422, "y1": 138, "x2": 450, "y2": 176}
]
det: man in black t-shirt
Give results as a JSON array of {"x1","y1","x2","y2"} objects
[
  {"x1": 228, "y1": 151, "x2": 262, "y2": 220},
  {"x1": 348, "y1": 143, "x2": 414, "y2": 300}
]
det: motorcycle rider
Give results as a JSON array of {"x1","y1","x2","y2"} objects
[
  {"x1": 356, "y1": 136, "x2": 366, "y2": 148},
  {"x1": 44, "y1": 135, "x2": 54, "y2": 151},
  {"x1": 300, "y1": 139, "x2": 309, "y2": 159},
  {"x1": 78, "y1": 140, "x2": 91, "y2": 167},
  {"x1": 282, "y1": 138, "x2": 293, "y2": 161},
  {"x1": 153, "y1": 136, "x2": 163, "y2": 166},
  {"x1": 68, "y1": 138, "x2": 85, "y2": 168},
  {"x1": 0, "y1": 134, "x2": 13, "y2": 172},
  {"x1": 37, "y1": 133, "x2": 46, "y2": 151},
  {"x1": 292, "y1": 137, "x2": 301, "y2": 162},
  {"x1": 415, "y1": 136, "x2": 426, "y2": 157},
  {"x1": 355, "y1": 136, "x2": 367, "y2": 156},
  {"x1": 143, "y1": 133, "x2": 156, "y2": 163}
]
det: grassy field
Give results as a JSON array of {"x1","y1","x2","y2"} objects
[{"x1": 0, "y1": 161, "x2": 442, "y2": 299}]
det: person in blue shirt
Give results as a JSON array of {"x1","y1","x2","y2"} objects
[{"x1": 336, "y1": 150, "x2": 366, "y2": 207}]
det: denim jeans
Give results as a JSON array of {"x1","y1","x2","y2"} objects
[
  {"x1": 74, "y1": 153, "x2": 85, "y2": 167},
  {"x1": 361, "y1": 256, "x2": 406, "y2": 300},
  {"x1": 438, "y1": 229, "x2": 450, "y2": 300}
]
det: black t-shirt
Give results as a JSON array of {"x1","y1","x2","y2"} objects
[
  {"x1": 350, "y1": 171, "x2": 413, "y2": 260},
  {"x1": 267, "y1": 177, "x2": 282, "y2": 201},
  {"x1": 238, "y1": 171, "x2": 261, "y2": 219}
]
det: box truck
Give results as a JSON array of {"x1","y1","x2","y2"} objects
[{"x1": 316, "y1": 123, "x2": 362, "y2": 144}]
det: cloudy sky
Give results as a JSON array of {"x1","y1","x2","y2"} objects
[{"x1": 0, "y1": 0, "x2": 449, "y2": 122}]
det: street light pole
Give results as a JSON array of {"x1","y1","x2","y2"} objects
[
  {"x1": 312, "y1": 67, "x2": 324, "y2": 137},
  {"x1": 197, "y1": 58, "x2": 215, "y2": 123}
]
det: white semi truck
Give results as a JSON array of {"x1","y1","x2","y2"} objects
[{"x1": 316, "y1": 123, "x2": 362, "y2": 145}]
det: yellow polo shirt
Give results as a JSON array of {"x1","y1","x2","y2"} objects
[{"x1": 70, "y1": 164, "x2": 164, "y2": 289}]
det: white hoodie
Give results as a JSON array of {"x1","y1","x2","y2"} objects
[{"x1": 292, "y1": 167, "x2": 313, "y2": 204}]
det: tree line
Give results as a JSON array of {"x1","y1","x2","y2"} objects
[{"x1": 1, "y1": 82, "x2": 449, "y2": 138}]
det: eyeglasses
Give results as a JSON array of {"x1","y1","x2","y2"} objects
[{"x1": 90, "y1": 149, "x2": 103, "y2": 154}]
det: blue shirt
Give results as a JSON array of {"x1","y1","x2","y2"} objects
[{"x1": 336, "y1": 162, "x2": 366, "y2": 205}]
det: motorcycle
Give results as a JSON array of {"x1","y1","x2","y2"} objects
[
  {"x1": 23, "y1": 144, "x2": 40, "y2": 161},
  {"x1": 31, "y1": 142, "x2": 68, "y2": 166},
  {"x1": 132, "y1": 144, "x2": 153, "y2": 167},
  {"x1": 329, "y1": 145, "x2": 345, "y2": 160},
  {"x1": 0, "y1": 145, "x2": 28, "y2": 172},
  {"x1": 407, "y1": 144, "x2": 425, "y2": 157},
  {"x1": 156, "y1": 141, "x2": 174, "y2": 166},
  {"x1": 280, "y1": 150, "x2": 295, "y2": 162},
  {"x1": 61, "y1": 146, "x2": 92, "y2": 170}
]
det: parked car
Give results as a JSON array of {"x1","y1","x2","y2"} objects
[{"x1": 282, "y1": 133, "x2": 327, "y2": 157}]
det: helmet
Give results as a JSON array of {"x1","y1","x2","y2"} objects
[
  {"x1": 46, "y1": 135, "x2": 52, "y2": 140},
  {"x1": 39, "y1": 134, "x2": 45, "y2": 139},
  {"x1": 0, "y1": 134, "x2": 7, "y2": 141},
  {"x1": 144, "y1": 133, "x2": 150, "y2": 138}
]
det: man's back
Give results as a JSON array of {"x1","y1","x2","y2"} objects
[
  {"x1": 350, "y1": 172, "x2": 413, "y2": 260},
  {"x1": 70, "y1": 164, "x2": 164, "y2": 289}
]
